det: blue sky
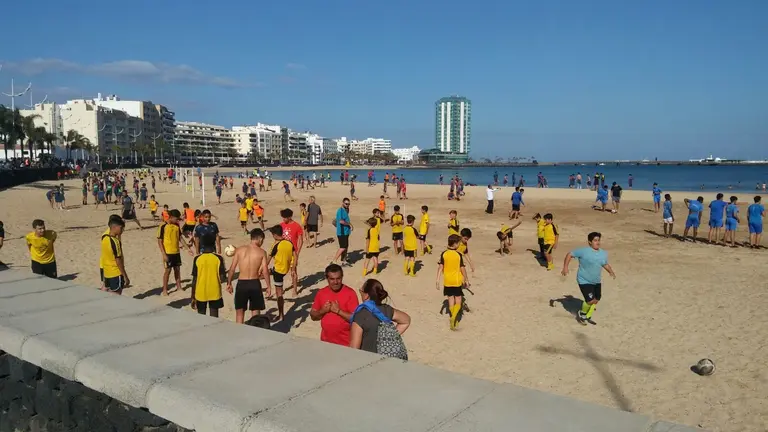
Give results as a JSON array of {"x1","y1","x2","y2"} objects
[{"x1": 2, "y1": 0, "x2": 766, "y2": 161}]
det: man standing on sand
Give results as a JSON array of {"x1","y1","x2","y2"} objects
[
  {"x1": 332, "y1": 198, "x2": 353, "y2": 265},
  {"x1": 310, "y1": 264, "x2": 359, "y2": 346},
  {"x1": 121, "y1": 190, "x2": 143, "y2": 230},
  {"x1": 305, "y1": 196, "x2": 323, "y2": 248},
  {"x1": 227, "y1": 228, "x2": 272, "y2": 324},
  {"x1": 485, "y1": 185, "x2": 500, "y2": 214},
  {"x1": 683, "y1": 197, "x2": 704, "y2": 242},
  {"x1": 279, "y1": 209, "x2": 304, "y2": 296},
  {"x1": 610, "y1": 182, "x2": 623, "y2": 213},
  {"x1": 707, "y1": 193, "x2": 727, "y2": 244}
]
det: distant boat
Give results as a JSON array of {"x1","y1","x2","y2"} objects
[{"x1": 689, "y1": 154, "x2": 726, "y2": 165}]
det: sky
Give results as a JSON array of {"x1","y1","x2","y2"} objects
[{"x1": 1, "y1": 0, "x2": 766, "y2": 161}]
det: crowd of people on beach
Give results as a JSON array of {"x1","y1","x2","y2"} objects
[{"x1": 1, "y1": 166, "x2": 764, "y2": 360}]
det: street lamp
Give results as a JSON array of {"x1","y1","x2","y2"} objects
[
  {"x1": 1, "y1": 64, "x2": 32, "y2": 158},
  {"x1": 113, "y1": 127, "x2": 124, "y2": 165},
  {"x1": 129, "y1": 129, "x2": 142, "y2": 165},
  {"x1": 151, "y1": 133, "x2": 162, "y2": 161}
]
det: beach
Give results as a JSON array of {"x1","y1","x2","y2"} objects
[{"x1": 1, "y1": 178, "x2": 766, "y2": 432}]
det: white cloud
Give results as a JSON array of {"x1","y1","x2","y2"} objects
[{"x1": 1, "y1": 58, "x2": 255, "y2": 89}]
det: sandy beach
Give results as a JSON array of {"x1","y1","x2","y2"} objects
[{"x1": 1, "y1": 177, "x2": 766, "y2": 431}]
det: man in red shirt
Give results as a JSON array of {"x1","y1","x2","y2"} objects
[
  {"x1": 310, "y1": 264, "x2": 359, "y2": 346},
  {"x1": 279, "y1": 208, "x2": 304, "y2": 296}
]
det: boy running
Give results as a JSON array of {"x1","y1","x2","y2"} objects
[
  {"x1": 724, "y1": 196, "x2": 740, "y2": 247},
  {"x1": 239, "y1": 201, "x2": 249, "y2": 234},
  {"x1": 542, "y1": 213, "x2": 559, "y2": 271},
  {"x1": 253, "y1": 199, "x2": 265, "y2": 229},
  {"x1": 448, "y1": 210, "x2": 460, "y2": 237},
  {"x1": 157, "y1": 209, "x2": 191, "y2": 296},
  {"x1": 436, "y1": 234, "x2": 470, "y2": 330},
  {"x1": 560, "y1": 232, "x2": 616, "y2": 325},
  {"x1": 148, "y1": 195, "x2": 159, "y2": 220},
  {"x1": 25, "y1": 219, "x2": 58, "y2": 278},
  {"x1": 662, "y1": 194, "x2": 674, "y2": 237},
  {"x1": 390, "y1": 205, "x2": 404, "y2": 254},
  {"x1": 403, "y1": 215, "x2": 419, "y2": 276},
  {"x1": 419, "y1": 205, "x2": 432, "y2": 255},
  {"x1": 139, "y1": 183, "x2": 148, "y2": 209},
  {"x1": 267, "y1": 226, "x2": 297, "y2": 322},
  {"x1": 534, "y1": 213, "x2": 545, "y2": 259}
]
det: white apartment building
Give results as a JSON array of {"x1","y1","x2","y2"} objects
[
  {"x1": 285, "y1": 130, "x2": 308, "y2": 164},
  {"x1": 365, "y1": 138, "x2": 392, "y2": 154},
  {"x1": 304, "y1": 133, "x2": 324, "y2": 165},
  {"x1": 91, "y1": 94, "x2": 165, "y2": 147},
  {"x1": 59, "y1": 99, "x2": 141, "y2": 160},
  {"x1": 392, "y1": 146, "x2": 421, "y2": 163},
  {"x1": 155, "y1": 104, "x2": 176, "y2": 148},
  {"x1": 19, "y1": 102, "x2": 65, "y2": 155},
  {"x1": 349, "y1": 139, "x2": 371, "y2": 155},
  {"x1": 174, "y1": 121, "x2": 236, "y2": 163},
  {"x1": 334, "y1": 137, "x2": 349, "y2": 153},
  {"x1": 231, "y1": 124, "x2": 282, "y2": 161}
]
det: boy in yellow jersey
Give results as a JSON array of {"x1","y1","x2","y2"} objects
[
  {"x1": 496, "y1": 220, "x2": 523, "y2": 255},
  {"x1": 238, "y1": 201, "x2": 249, "y2": 234},
  {"x1": 191, "y1": 249, "x2": 227, "y2": 317},
  {"x1": 101, "y1": 216, "x2": 129, "y2": 294},
  {"x1": 268, "y1": 225, "x2": 297, "y2": 321},
  {"x1": 390, "y1": 205, "x2": 404, "y2": 254},
  {"x1": 299, "y1": 203, "x2": 308, "y2": 242},
  {"x1": 457, "y1": 228, "x2": 475, "y2": 273},
  {"x1": 148, "y1": 195, "x2": 159, "y2": 220},
  {"x1": 362, "y1": 217, "x2": 381, "y2": 276},
  {"x1": 25, "y1": 219, "x2": 58, "y2": 278},
  {"x1": 402, "y1": 215, "x2": 419, "y2": 275},
  {"x1": 533, "y1": 213, "x2": 545, "y2": 259},
  {"x1": 245, "y1": 194, "x2": 255, "y2": 221},
  {"x1": 419, "y1": 205, "x2": 432, "y2": 255},
  {"x1": 436, "y1": 234, "x2": 470, "y2": 330},
  {"x1": 157, "y1": 209, "x2": 191, "y2": 296},
  {"x1": 542, "y1": 213, "x2": 559, "y2": 270},
  {"x1": 182, "y1": 203, "x2": 196, "y2": 238},
  {"x1": 253, "y1": 199, "x2": 265, "y2": 230},
  {"x1": 448, "y1": 210, "x2": 460, "y2": 236}
]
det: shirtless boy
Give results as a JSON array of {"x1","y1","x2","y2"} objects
[{"x1": 227, "y1": 228, "x2": 272, "y2": 324}]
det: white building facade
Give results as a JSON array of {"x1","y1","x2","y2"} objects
[
  {"x1": 231, "y1": 124, "x2": 282, "y2": 161},
  {"x1": 392, "y1": 146, "x2": 421, "y2": 163},
  {"x1": 174, "y1": 121, "x2": 236, "y2": 163}
]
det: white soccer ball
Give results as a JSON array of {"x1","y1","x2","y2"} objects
[
  {"x1": 695, "y1": 358, "x2": 715, "y2": 376},
  {"x1": 224, "y1": 245, "x2": 236, "y2": 257}
]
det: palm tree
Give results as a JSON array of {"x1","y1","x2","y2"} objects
[
  {"x1": 33, "y1": 126, "x2": 48, "y2": 156},
  {"x1": 43, "y1": 132, "x2": 57, "y2": 156},
  {"x1": 20, "y1": 114, "x2": 41, "y2": 160},
  {"x1": 63, "y1": 129, "x2": 86, "y2": 161}
]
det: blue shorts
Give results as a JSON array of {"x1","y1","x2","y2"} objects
[
  {"x1": 749, "y1": 223, "x2": 763, "y2": 234},
  {"x1": 599, "y1": 199, "x2": 607, "y2": 205},
  {"x1": 686, "y1": 216, "x2": 700, "y2": 229},
  {"x1": 709, "y1": 219, "x2": 723, "y2": 229},
  {"x1": 653, "y1": 196, "x2": 661, "y2": 203},
  {"x1": 725, "y1": 218, "x2": 738, "y2": 231}
]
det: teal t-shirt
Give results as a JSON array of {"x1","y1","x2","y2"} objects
[{"x1": 571, "y1": 247, "x2": 608, "y2": 285}]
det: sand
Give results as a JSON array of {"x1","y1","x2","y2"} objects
[{"x1": 1, "y1": 177, "x2": 767, "y2": 432}]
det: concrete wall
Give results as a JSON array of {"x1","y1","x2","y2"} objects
[{"x1": 0, "y1": 269, "x2": 703, "y2": 432}]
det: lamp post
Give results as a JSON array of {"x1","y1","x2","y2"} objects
[
  {"x1": 1, "y1": 64, "x2": 33, "y2": 158},
  {"x1": 129, "y1": 129, "x2": 142, "y2": 165},
  {"x1": 113, "y1": 127, "x2": 124, "y2": 165},
  {"x1": 151, "y1": 133, "x2": 162, "y2": 161}
]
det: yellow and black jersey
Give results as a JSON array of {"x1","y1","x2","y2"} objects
[
  {"x1": 270, "y1": 239, "x2": 295, "y2": 274},
  {"x1": 99, "y1": 228, "x2": 110, "y2": 270},
  {"x1": 100, "y1": 233, "x2": 123, "y2": 279},
  {"x1": 157, "y1": 222, "x2": 181, "y2": 254},
  {"x1": 536, "y1": 219, "x2": 546, "y2": 239},
  {"x1": 192, "y1": 253, "x2": 226, "y2": 302},
  {"x1": 366, "y1": 225, "x2": 381, "y2": 253},
  {"x1": 448, "y1": 218, "x2": 460, "y2": 236},
  {"x1": 403, "y1": 226, "x2": 419, "y2": 251},
  {"x1": 456, "y1": 241, "x2": 468, "y2": 255},
  {"x1": 391, "y1": 214, "x2": 404, "y2": 233},
  {"x1": 543, "y1": 223, "x2": 559, "y2": 245},
  {"x1": 438, "y1": 248, "x2": 465, "y2": 287}
]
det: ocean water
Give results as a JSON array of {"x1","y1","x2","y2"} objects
[{"x1": 222, "y1": 165, "x2": 768, "y2": 193}]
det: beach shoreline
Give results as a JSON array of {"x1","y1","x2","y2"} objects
[{"x1": 1, "y1": 178, "x2": 766, "y2": 432}]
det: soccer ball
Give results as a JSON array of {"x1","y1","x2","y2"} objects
[
  {"x1": 224, "y1": 245, "x2": 236, "y2": 257},
  {"x1": 695, "y1": 358, "x2": 715, "y2": 376}
]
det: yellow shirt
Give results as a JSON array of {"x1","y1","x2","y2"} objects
[
  {"x1": 391, "y1": 214, "x2": 404, "y2": 234},
  {"x1": 536, "y1": 219, "x2": 546, "y2": 239},
  {"x1": 419, "y1": 213, "x2": 430, "y2": 235},
  {"x1": 403, "y1": 226, "x2": 418, "y2": 251},
  {"x1": 438, "y1": 248, "x2": 465, "y2": 287},
  {"x1": 543, "y1": 223, "x2": 559, "y2": 244},
  {"x1": 457, "y1": 241, "x2": 468, "y2": 255},
  {"x1": 99, "y1": 228, "x2": 110, "y2": 269},
  {"x1": 245, "y1": 198, "x2": 254, "y2": 211},
  {"x1": 192, "y1": 253, "x2": 226, "y2": 302},
  {"x1": 148, "y1": 200, "x2": 158, "y2": 212},
  {"x1": 366, "y1": 225, "x2": 380, "y2": 253},
  {"x1": 270, "y1": 239, "x2": 294, "y2": 275},
  {"x1": 157, "y1": 222, "x2": 181, "y2": 254},
  {"x1": 500, "y1": 224, "x2": 514, "y2": 237},
  {"x1": 238, "y1": 207, "x2": 248, "y2": 222},
  {"x1": 100, "y1": 233, "x2": 123, "y2": 279},
  {"x1": 26, "y1": 231, "x2": 57, "y2": 264},
  {"x1": 448, "y1": 218, "x2": 460, "y2": 236},
  {"x1": 301, "y1": 209, "x2": 307, "y2": 225}
]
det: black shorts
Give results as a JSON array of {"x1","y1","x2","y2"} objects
[
  {"x1": 150, "y1": 211, "x2": 157, "y2": 217},
  {"x1": 240, "y1": 221, "x2": 247, "y2": 227},
  {"x1": 366, "y1": 252, "x2": 380, "y2": 259},
  {"x1": 543, "y1": 244, "x2": 554, "y2": 254},
  {"x1": 234, "y1": 279, "x2": 265, "y2": 311},
  {"x1": 443, "y1": 286, "x2": 463, "y2": 297},
  {"x1": 538, "y1": 238, "x2": 545, "y2": 255},
  {"x1": 182, "y1": 224, "x2": 195, "y2": 234},
  {"x1": 196, "y1": 298, "x2": 224, "y2": 314},
  {"x1": 122, "y1": 209, "x2": 135, "y2": 220},
  {"x1": 31, "y1": 260, "x2": 57, "y2": 279},
  {"x1": 165, "y1": 253, "x2": 182, "y2": 268},
  {"x1": 272, "y1": 270, "x2": 286, "y2": 287},
  {"x1": 579, "y1": 283, "x2": 602, "y2": 302},
  {"x1": 512, "y1": 204, "x2": 521, "y2": 211},
  {"x1": 404, "y1": 250, "x2": 415, "y2": 258},
  {"x1": 100, "y1": 268, "x2": 104, "y2": 281},
  {"x1": 418, "y1": 234, "x2": 427, "y2": 241},
  {"x1": 392, "y1": 232, "x2": 403, "y2": 241},
  {"x1": 104, "y1": 275, "x2": 125, "y2": 293},
  {"x1": 307, "y1": 224, "x2": 318, "y2": 233},
  {"x1": 337, "y1": 235, "x2": 349, "y2": 249}
]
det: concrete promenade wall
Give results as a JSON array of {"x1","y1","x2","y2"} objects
[{"x1": 0, "y1": 269, "x2": 702, "y2": 432}]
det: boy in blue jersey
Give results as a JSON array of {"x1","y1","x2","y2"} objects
[
  {"x1": 652, "y1": 183, "x2": 662, "y2": 213},
  {"x1": 662, "y1": 194, "x2": 674, "y2": 237},
  {"x1": 560, "y1": 232, "x2": 616, "y2": 326},
  {"x1": 747, "y1": 196, "x2": 765, "y2": 248},
  {"x1": 707, "y1": 193, "x2": 727, "y2": 244},
  {"x1": 510, "y1": 187, "x2": 525, "y2": 219},
  {"x1": 683, "y1": 197, "x2": 704, "y2": 242},
  {"x1": 724, "y1": 196, "x2": 740, "y2": 247},
  {"x1": 594, "y1": 186, "x2": 608, "y2": 211}
]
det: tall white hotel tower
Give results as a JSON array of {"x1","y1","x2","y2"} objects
[{"x1": 434, "y1": 96, "x2": 471, "y2": 162}]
